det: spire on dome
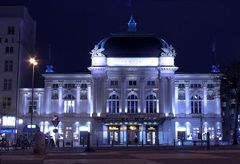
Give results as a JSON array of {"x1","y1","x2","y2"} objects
[{"x1": 128, "y1": 15, "x2": 137, "y2": 32}]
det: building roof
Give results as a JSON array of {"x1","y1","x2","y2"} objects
[{"x1": 98, "y1": 33, "x2": 163, "y2": 57}]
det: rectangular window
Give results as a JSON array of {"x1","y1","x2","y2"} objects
[
  {"x1": 190, "y1": 84, "x2": 201, "y2": 88},
  {"x1": 64, "y1": 83, "x2": 75, "y2": 89},
  {"x1": 178, "y1": 84, "x2": 185, "y2": 88},
  {"x1": 110, "y1": 80, "x2": 118, "y2": 86},
  {"x1": 28, "y1": 101, "x2": 37, "y2": 113},
  {"x1": 2, "y1": 97, "x2": 11, "y2": 109},
  {"x1": 147, "y1": 81, "x2": 155, "y2": 86},
  {"x1": 207, "y1": 84, "x2": 214, "y2": 88},
  {"x1": 52, "y1": 84, "x2": 58, "y2": 88},
  {"x1": 81, "y1": 83, "x2": 87, "y2": 89},
  {"x1": 3, "y1": 79, "x2": 12, "y2": 90},
  {"x1": 8, "y1": 26, "x2": 15, "y2": 35},
  {"x1": 4, "y1": 60, "x2": 13, "y2": 72},
  {"x1": 5, "y1": 47, "x2": 14, "y2": 54},
  {"x1": 129, "y1": 80, "x2": 137, "y2": 86}
]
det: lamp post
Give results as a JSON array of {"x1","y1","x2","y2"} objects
[{"x1": 29, "y1": 57, "x2": 38, "y2": 140}]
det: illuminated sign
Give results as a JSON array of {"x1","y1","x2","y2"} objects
[
  {"x1": 0, "y1": 129, "x2": 17, "y2": 133},
  {"x1": 147, "y1": 126, "x2": 157, "y2": 131},
  {"x1": 107, "y1": 58, "x2": 159, "y2": 66},
  {"x1": 2, "y1": 116, "x2": 16, "y2": 126},
  {"x1": 128, "y1": 126, "x2": 138, "y2": 131},
  {"x1": 109, "y1": 126, "x2": 119, "y2": 131}
]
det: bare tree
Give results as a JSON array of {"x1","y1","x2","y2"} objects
[{"x1": 221, "y1": 62, "x2": 240, "y2": 145}]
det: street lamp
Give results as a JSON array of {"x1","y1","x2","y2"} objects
[{"x1": 29, "y1": 57, "x2": 38, "y2": 140}]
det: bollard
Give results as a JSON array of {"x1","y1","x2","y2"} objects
[
  {"x1": 33, "y1": 132, "x2": 46, "y2": 155},
  {"x1": 207, "y1": 132, "x2": 210, "y2": 150}
]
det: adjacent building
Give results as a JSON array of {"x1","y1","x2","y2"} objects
[
  {"x1": 17, "y1": 17, "x2": 222, "y2": 146},
  {"x1": 0, "y1": 6, "x2": 36, "y2": 140}
]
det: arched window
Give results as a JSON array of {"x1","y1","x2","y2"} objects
[
  {"x1": 191, "y1": 95, "x2": 202, "y2": 114},
  {"x1": 146, "y1": 94, "x2": 157, "y2": 113},
  {"x1": 127, "y1": 94, "x2": 138, "y2": 113},
  {"x1": 108, "y1": 94, "x2": 120, "y2": 113},
  {"x1": 63, "y1": 94, "x2": 75, "y2": 113}
]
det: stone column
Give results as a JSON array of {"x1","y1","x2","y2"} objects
[
  {"x1": 121, "y1": 78, "x2": 126, "y2": 113},
  {"x1": 88, "y1": 83, "x2": 93, "y2": 116},
  {"x1": 92, "y1": 79, "x2": 97, "y2": 116},
  {"x1": 76, "y1": 84, "x2": 81, "y2": 114},
  {"x1": 185, "y1": 82, "x2": 190, "y2": 114},
  {"x1": 58, "y1": 83, "x2": 63, "y2": 114},
  {"x1": 140, "y1": 78, "x2": 145, "y2": 113},
  {"x1": 174, "y1": 83, "x2": 179, "y2": 115},
  {"x1": 159, "y1": 77, "x2": 166, "y2": 114},
  {"x1": 203, "y1": 82, "x2": 207, "y2": 114},
  {"x1": 44, "y1": 82, "x2": 51, "y2": 114},
  {"x1": 215, "y1": 83, "x2": 221, "y2": 115},
  {"x1": 168, "y1": 77, "x2": 175, "y2": 116}
]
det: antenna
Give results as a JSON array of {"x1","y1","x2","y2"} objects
[
  {"x1": 48, "y1": 44, "x2": 51, "y2": 64},
  {"x1": 211, "y1": 38, "x2": 220, "y2": 73},
  {"x1": 45, "y1": 43, "x2": 54, "y2": 73}
]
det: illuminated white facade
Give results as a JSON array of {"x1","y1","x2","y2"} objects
[{"x1": 18, "y1": 18, "x2": 222, "y2": 146}]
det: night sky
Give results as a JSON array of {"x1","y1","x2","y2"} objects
[{"x1": 1, "y1": 0, "x2": 240, "y2": 74}]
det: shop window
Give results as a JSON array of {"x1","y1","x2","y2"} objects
[{"x1": 51, "y1": 91, "x2": 58, "y2": 99}]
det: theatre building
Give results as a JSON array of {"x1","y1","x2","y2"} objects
[{"x1": 18, "y1": 18, "x2": 222, "y2": 146}]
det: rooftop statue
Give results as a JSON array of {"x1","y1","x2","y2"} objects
[
  {"x1": 90, "y1": 45, "x2": 105, "y2": 57},
  {"x1": 160, "y1": 39, "x2": 176, "y2": 57}
]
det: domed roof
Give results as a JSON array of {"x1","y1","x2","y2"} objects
[{"x1": 98, "y1": 33, "x2": 163, "y2": 57}]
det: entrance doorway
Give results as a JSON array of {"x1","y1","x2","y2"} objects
[
  {"x1": 146, "y1": 126, "x2": 158, "y2": 145},
  {"x1": 127, "y1": 125, "x2": 139, "y2": 144},
  {"x1": 108, "y1": 126, "x2": 120, "y2": 145}
]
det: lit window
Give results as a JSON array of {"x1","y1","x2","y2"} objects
[
  {"x1": 108, "y1": 94, "x2": 120, "y2": 113},
  {"x1": 127, "y1": 94, "x2": 138, "y2": 113},
  {"x1": 2, "y1": 116, "x2": 15, "y2": 126},
  {"x1": 145, "y1": 94, "x2": 157, "y2": 113},
  {"x1": 191, "y1": 95, "x2": 202, "y2": 114},
  {"x1": 64, "y1": 94, "x2": 75, "y2": 113}
]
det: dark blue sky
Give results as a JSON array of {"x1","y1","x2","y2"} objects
[{"x1": 1, "y1": 0, "x2": 240, "y2": 74}]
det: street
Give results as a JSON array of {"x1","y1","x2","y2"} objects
[{"x1": 1, "y1": 147, "x2": 240, "y2": 164}]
